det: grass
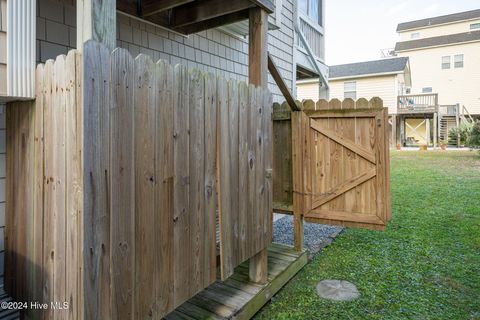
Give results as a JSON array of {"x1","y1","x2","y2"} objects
[{"x1": 256, "y1": 151, "x2": 480, "y2": 320}]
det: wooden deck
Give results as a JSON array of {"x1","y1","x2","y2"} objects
[{"x1": 164, "y1": 243, "x2": 308, "y2": 320}]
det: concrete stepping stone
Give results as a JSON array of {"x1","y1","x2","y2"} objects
[{"x1": 316, "y1": 280, "x2": 360, "y2": 301}]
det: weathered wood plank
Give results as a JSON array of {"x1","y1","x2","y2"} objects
[
  {"x1": 310, "y1": 119, "x2": 376, "y2": 164},
  {"x1": 272, "y1": 102, "x2": 293, "y2": 212},
  {"x1": 218, "y1": 76, "x2": 233, "y2": 280},
  {"x1": 228, "y1": 80, "x2": 240, "y2": 266},
  {"x1": 52, "y1": 54, "x2": 67, "y2": 320},
  {"x1": 41, "y1": 59, "x2": 55, "y2": 320},
  {"x1": 188, "y1": 68, "x2": 206, "y2": 296},
  {"x1": 291, "y1": 110, "x2": 304, "y2": 251},
  {"x1": 156, "y1": 59, "x2": 175, "y2": 316},
  {"x1": 203, "y1": 72, "x2": 217, "y2": 286},
  {"x1": 110, "y1": 48, "x2": 135, "y2": 319},
  {"x1": 134, "y1": 54, "x2": 157, "y2": 319},
  {"x1": 65, "y1": 49, "x2": 82, "y2": 320},
  {"x1": 33, "y1": 64, "x2": 45, "y2": 315},
  {"x1": 173, "y1": 64, "x2": 191, "y2": 306},
  {"x1": 77, "y1": 0, "x2": 117, "y2": 51},
  {"x1": 238, "y1": 81, "x2": 249, "y2": 262},
  {"x1": 83, "y1": 40, "x2": 112, "y2": 319}
]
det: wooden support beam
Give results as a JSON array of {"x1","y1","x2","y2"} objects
[
  {"x1": 248, "y1": 0, "x2": 275, "y2": 13},
  {"x1": 268, "y1": 53, "x2": 300, "y2": 112},
  {"x1": 248, "y1": 7, "x2": 269, "y2": 285},
  {"x1": 174, "y1": 10, "x2": 250, "y2": 35},
  {"x1": 171, "y1": 0, "x2": 254, "y2": 29},
  {"x1": 77, "y1": 0, "x2": 116, "y2": 51},
  {"x1": 141, "y1": 0, "x2": 194, "y2": 17}
]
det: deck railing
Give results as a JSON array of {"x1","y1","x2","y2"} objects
[
  {"x1": 397, "y1": 93, "x2": 438, "y2": 114},
  {"x1": 296, "y1": 14, "x2": 325, "y2": 61}
]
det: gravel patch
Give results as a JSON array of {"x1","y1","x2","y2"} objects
[{"x1": 273, "y1": 214, "x2": 343, "y2": 255}]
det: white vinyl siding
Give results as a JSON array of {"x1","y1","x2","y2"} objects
[
  {"x1": 296, "y1": 80, "x2": 320, "y2": 101},
  {"x1": 328, "y1": 75, "x2": 399, "y2": 114},
  {"x1": 397, "y1": 42, "x2": 480, "y2": 114},
  {"x1": 398, "y1": 19, "x2": 480, "y2": 41}
]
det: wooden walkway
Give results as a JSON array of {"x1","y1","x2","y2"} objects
[{"x1": 165, "y1": 243, "x2": 308, "y2": 320}]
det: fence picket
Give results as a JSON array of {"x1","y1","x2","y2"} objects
[
  {"x1": 110, "y1": 48, "x2": 135, "y2": 319},
  {"x1": 203, "y1": 72, "x2": 217, "y2": 286},
  {"x1": 65, "y1": 49, "x2": 81, "y2": 320},
  {"x1": 188, "y1": 68, "x2": 206, "y2": 295},
  {"x1": 173, "y1": 64, "x2": 191, "y2": 306},
  {"x1": 83, "y1": 40, "x2": 112, "y2": 320}
]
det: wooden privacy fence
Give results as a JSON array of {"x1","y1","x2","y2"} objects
[
  {"x1": 273, "y1": 98, "x2": 391, "y2": 238},
  {"x1": 5, "y1": 40, "x2": 272, "y2": 319}
]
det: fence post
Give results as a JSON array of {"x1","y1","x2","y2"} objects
[
  {"x1": 248, "y1": 6, "x2": 269, "y2": 284},
  {"x1": 291, "y1": 108, "x2": 305, "y2": 251}
]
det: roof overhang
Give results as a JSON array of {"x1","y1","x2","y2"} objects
[{"x1": 117, "y1": 0, "x2": 274, "y2": 35}]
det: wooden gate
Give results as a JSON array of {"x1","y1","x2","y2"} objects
[{"x1": 274, "y1": 98, "x2": 391, "y2": 237}]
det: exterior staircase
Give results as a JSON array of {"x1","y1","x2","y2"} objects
[{"x1": 439, "y1": 115, "x2": 458, "y2": 146}]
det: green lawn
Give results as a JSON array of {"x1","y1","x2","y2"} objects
[{"x1": 256, "y1": 151, "x2": 480, "y2": 320}]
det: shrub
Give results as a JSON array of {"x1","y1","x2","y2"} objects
[
  {"x1": 448, "y1": 122, "x2": 474, "y2": 146},
  {"x1": 468, "y1": 121, "x2": 480, "y2": 148}
]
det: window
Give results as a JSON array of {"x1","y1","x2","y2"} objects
[
  {"x1": 344, "y1": 81, "x2": 357, "y2": 100},
  {"x1": 470, "y1": 23, "x2": 480, "y2": 30},
  {"x1": 299, "y1": 0, "x2": 323, "y2": 25},
  {"x1": 406, "y1": 88, "x2": 411, "y2": 94},
  {"x1": 441, "y1": 56, "x2": 451, "y2": 69},
  {"x1": 422, "y1": 87, "x2": 433, "y2": 93},
  {"x1": 454, "y1": 54, "x2": 464, "y2": 68},
  {"x1": 410, "y1": 32, "x2": 420, "y2": 39}
]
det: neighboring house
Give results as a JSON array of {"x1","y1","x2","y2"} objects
[
  {"x1": 0, "y1": 0, "x2": 327, "y2": 295},
  {"x1": 298, "y1": 57, "x2": 411, "y2": 114},
  {"x1": 395, "y1": 9, "x2": 480, "y2": 114},
  {"x1": 394, "y1": 9, "x2": 480, "y2": 146}
]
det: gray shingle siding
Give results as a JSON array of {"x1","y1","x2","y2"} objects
[
  {"x1": 329, "y1": 57, "x2": 409, "y2": 79},
  {"x1": 396, "y1": 9, "x2": 480, "y2": 32},
  {"x1": 36, "y1": 0, "x2": 295, "y2": 103},
  {"x1": 395, "y1": 30, "x2": 480, "y2": 51}
]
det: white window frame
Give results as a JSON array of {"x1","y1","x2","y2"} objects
[
  {"x1": 441, "y1": 56, "x2": 451, "y2": 69},
  {"x1": 470, "y1": 23, "x2": 480, "y2": 30},
  {"x1": 454, "y1": 54, "x2": 464, "y2": 68},
  {"x1": 344, "y1": 81, "x2": 357, "y2": 100},
  {"x1": 298, "y1": 0, "x2": 323, "y2": 26},
  {"x1": 422, "y1": 87, "x2": 433, "y2": 93}
]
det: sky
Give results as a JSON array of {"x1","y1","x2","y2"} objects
[{"x1": 325, "y1": 0, "x2": 480, "y2": 66}]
